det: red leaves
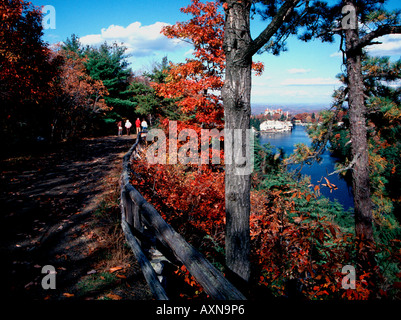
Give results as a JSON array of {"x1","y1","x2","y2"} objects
[
  {"x1": 1, "y1": 0, "x2": 56, "y2": 103},
  {"x1": 51, "y1": 48, "x2": 109, "y2": 113},
  {"x1": 131, "y1": 157, "x2": 225, "y2": 242},
  {"x1": 131, "y1": 154, "x2": 394, "y2": 299},
  {"x1": 249, "y1": 188, "x2": 372, "y2": 299},
  {"x1": 152, "y1": 0, "x2": 264, "y2": 127},
  {"x1": 152, "y1": 1, "x2": 225, "y2": 126}
]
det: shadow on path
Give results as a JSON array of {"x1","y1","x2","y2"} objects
[{"x1": 0, "y1": 135, "x2": 152, "y2": 300}]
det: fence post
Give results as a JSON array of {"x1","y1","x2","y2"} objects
[
  {"x1": 120, "y1": 188, "x2": 133, "y2": 226},
  {"x1": 121, "y1": 216, "x2": 169, "y2": 300},
  {"x1": 131, "y1": 194, "x2": 143, "y2": 235},
  {"x1": 121, "y1": 133, "x2": 246, "y2": 300}
]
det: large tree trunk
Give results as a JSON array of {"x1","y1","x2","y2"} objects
[
  {"x1": 344, "y1": 1, "x2": 374, "y2": 249},
  {"x1": 221, "y1": 0, "x2": 300, "y2": 287},
  {"x1": 222, "y1": 0, "x2": 253, "y2": 285}
]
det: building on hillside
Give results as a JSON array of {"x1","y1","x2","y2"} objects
[{"x1": 264, "y1": 107, "x2": 290, "y2": 120}]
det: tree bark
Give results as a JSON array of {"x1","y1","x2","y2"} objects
[
  {"x1": 221, "y1": 0, "x2": 300, "y2": 286},
  {"x1": 344, "y1": 1, "x2": 374, "y2": 243},
  {"x1": 222, "y1": 0, "x2": 253, "y2": 285}
]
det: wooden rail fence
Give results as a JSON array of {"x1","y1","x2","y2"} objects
[{"x1": 120, "y1": 133, "x2": 246, "y2": 300}]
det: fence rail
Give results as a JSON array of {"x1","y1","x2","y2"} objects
[{"x1": 120, "y1": 133, "x2": 246, "y2": 300}]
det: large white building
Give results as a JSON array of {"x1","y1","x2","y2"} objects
[{"x1": 260, "y1": 120, "x2": 293, "y2": 132}]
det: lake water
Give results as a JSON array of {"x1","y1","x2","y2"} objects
[{"x1": 258, "y1": 125, "x2": 354, "y2": 210}]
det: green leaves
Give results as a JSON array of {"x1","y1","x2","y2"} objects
[{"x1": 84, "y1": 42, "x2": 132, "y2": 119}]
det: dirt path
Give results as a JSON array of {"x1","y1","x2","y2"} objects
[{"x1": 0, "y1": 135, "x2": 152, "y2": 300}]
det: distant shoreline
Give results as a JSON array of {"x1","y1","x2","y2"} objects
[{"x1": 251, "y1": 103, "x2": 327, "y2": 115}]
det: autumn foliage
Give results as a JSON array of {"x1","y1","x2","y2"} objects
[
  {"x1": 47, "y1": 47, "x2": 111, "y2": 140},
  {"x1": 1, "y1": 0, "x2": 58, "y2": 144},
  {"x1": 1, "y1": 1, "x2": 114, "y2": 145},
  {"x1": 3, "y1": 0, "x2": 401, "y2": 301},
  {"x1": 129, "y1": 0, "x2": 401, "y2": 300},
  {"x1": 130, "y1": 123, "x2": 400, "y2": 299},
  {"x1": 0, "y1": 0, "x2": 53, "y2": 101},
  {"x1": 152, "y1": 0, "x2": 263, "y2": 128},
  {"x1": 130, "y1": 142, "x2": 401, "y2": 299}
]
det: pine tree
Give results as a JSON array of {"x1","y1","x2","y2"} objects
[
  {"x1": 221, "y1": 0, "x2": 318, "y2": 284},
  {"x1": 84, "y1": 42, "x2": 135, "y2": 121},
  {"x1": 61, "y1": 34, "x2": 84, "y2": 58},
  {"x1": 301, "y1": 0, "x2": 401, "y2": 267}
]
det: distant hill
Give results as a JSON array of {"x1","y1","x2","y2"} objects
[{"x1": 251, "y1": 103, "x2": 329, "y2": 115}]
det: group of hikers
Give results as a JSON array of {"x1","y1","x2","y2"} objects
[{"x1": 117, "y1": 118, "x2": 148, "y2": 136}]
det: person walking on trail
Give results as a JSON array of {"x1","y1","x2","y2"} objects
[
  {"x1": 117, "y1": 120, "x2": 123, "y2": 136},
  {"x1": 141, "y1": 119, "x2": 148, "y2": 132},
  {"x1": 125, "y1": 119, "x2": 132, "y2": 135},
  {"x1": 141, "y1": 119, "x2": 148, "y2": 145},
  {"x1": 135, "y1": 118, "x2": 141, "y2": 134}
]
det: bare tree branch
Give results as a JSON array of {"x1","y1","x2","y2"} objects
[
  {"x1": 353, "y1": 25, "x2": 401, "y2": 51},
  {"x1": 246, "y1": 0, "x2": 301, "y2": 58},
  {"x1": 328, "y1": 153, "x2": 359, "y2": 176}
]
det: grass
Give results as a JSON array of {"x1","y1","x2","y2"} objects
[
  {"x1": 76, "y1": 272, "x2": 118, "y2": 297},
  {"x1": 73, "y1": 158, "x2": 151, "y2": 299}
]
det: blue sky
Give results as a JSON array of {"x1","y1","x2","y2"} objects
[{"x1": 34, "y1": 0, "x2": 401, "y2": 109}]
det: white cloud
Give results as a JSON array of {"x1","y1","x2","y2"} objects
[
  {"x1": 367, "y1": 34, "x2": 401, "y2": 56},
  {"x1": 252, "y1": 87, "x2": 316, "y2": 97},
  {"x1": 252, "y1": 74, "x2": 273, "y2": 86},
  {"x1": 287, "y1": 68, "x2": 311, "y2": 74},
  {"x1": 281, "y1": 77, "x2": 341, "y2": 86},
  {"x1": 79, "y1": 21, "x2": 188, "y2": 57},
  {"x1": 251, "y1": 84, "x2": 335, "y2": 105},
  {"x1": 185, "y1": 48, "x2": 195, "y2": 56},
  {"x1": 330, "y1": 51, "x2": 342, "y2": 58},
  {"x1": 80, "y1": 34, "x2": 103, "y2": 46},
  {"x1": 329, "y1": 35, "x2": 401, "y2": 58}
]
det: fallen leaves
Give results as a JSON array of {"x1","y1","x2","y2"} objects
[
  {"x1": 63, "y1": 292, "x2": 74, "y2": 298},
  {"x1": 106, "y1": 293, "x2": 122, "y2": 300},
  {"x1": 109, "y1": 266, "x2": 124, "y2": 273}
]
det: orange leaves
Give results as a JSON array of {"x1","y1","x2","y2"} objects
[
  {"x1": 151, "y1": 60, "x2": 224, "y2": 126},
  {"x1": 248, "y1": 186, "x2": 367, "y2": 299},
  {"x1": 1, "y1": 0, "x2": 56, "y2": 103},
  {"x1": 131, "y1": 152, "x2": 387, "y2": 299},
  {"x1": 161, "y1": 0, "x2": 225, "y2": 71},
  {"x1": 321, "y1": 177, "x2": 338, "y2": 193},
  {"x1": 63, "y1": 292, "x2": 74, "y2": 298},
  {"x1": 252, "y1": 61, "x2": 265, "y2": 76},
  {"x1": 53, "y1": 48, "x2": 109, "y2": 113},
  {"x1": 131, "y1": 156, "x2": 225, "y2": 242},
  {"x1": 109, "y1": 266, "x2": 124, "y2": 273},
  {"x1": 106, "y1": 293, "x2": 122, "y2": 300},
  {"x1": 340, "y1": 272, "x2": 372, "y2": 300},
  {"x1": 174, "y1": 265, "x2": 204, "y2": 297},
  {"x1": 153, "y1": 0, "x2": 264, "y2": 126}
]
